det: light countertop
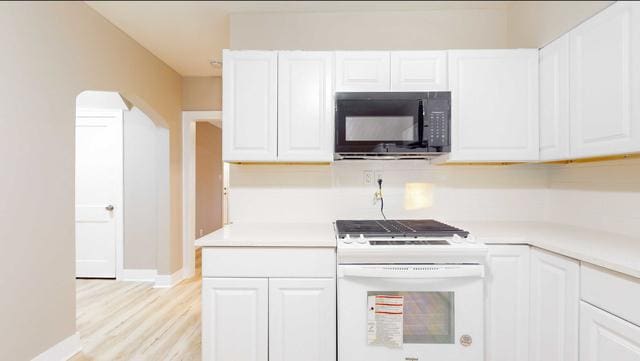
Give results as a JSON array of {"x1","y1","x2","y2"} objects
[
  {"x1": 195, "y1": 220, "x2": 640, "y2": 278},
  {"x1": 457, "y1": 221, "x2": 640, "y2": 278},
  {"x1": 195, "y1": 222, "x2": 336, "y2": 248}
]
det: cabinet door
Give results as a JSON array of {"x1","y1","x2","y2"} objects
[
  {"x1": 569, "y1": 2, "x2": 640, "y2": 158},
  {"x1": 202, "y1": 278, "x2": 268, "y2": 361},
  {"x1": 486, "y1": 245, "x2": 530, "y2": 361},
  {"x1": 269, "y1": 278, "x2": 336, "y2": 361},
  {"x1": 335, "y1": 51, "x2": 390, "y2": 91},
  {"x1": 448, "y1": 50, "x2": 539, "y2": 162},
  {"x1": 539, "y1": 34, "x2": 570, "y2": 161},
  {"x1": 580, "y1": 301, "x2": 640, "y2": 361},
  {"x1": 530, "y1": 248, "x2": 579, "y2": 361},
  {"x1": 222, "y1": 50, "x2": 277, "y2": 162},
  {"x1": 390, "y1": 51, "x2": 448, "y2": 91},
  {"x1": 278, "y1": 51, "x2": 334, "y2": 162}
]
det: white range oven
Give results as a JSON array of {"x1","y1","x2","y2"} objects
[{"x1": 336, "y1": 220, "x2": 487, "y2": 361}]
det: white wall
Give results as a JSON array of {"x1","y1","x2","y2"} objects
[
  {"x1": 229, "y1": 161, "x2": 548, "y2": 224},
  {"x1": 230, "y1": 8, "x2": 509, "y2": 50},
  {"x1": 229, "y1": 158, "x2": 640, "y2": 239},
  {"x1": 545, "y1": 158, "x2": 640, "y2": 238}
]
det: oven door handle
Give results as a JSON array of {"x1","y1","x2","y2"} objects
[{"x1": 339, "y1": 265, "x2": 484, "y2": 279}]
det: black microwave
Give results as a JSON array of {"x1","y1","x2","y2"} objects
[{"x1": 334, "y1": 92, "x2": 451, "y2": 159}]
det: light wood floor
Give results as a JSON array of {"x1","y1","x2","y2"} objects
[{"x1": 71, "y1": 249, "x2": 202, "y2": 361}]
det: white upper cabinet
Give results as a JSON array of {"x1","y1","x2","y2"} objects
[
  {"x1": 530, "y1": 248, "x2": 579, "y2": 361},
  {"x1": 448, "y1": 49, "x2": 539, "y2": 162},
  {"x1": 539, "y1": 35, "x2": 570, "y2": 161},
  {"x1": 277, "y1": 51, "x2": 334, "y2": 162},
  {"x1": 486, "y1": 245, "x2": 531, "y2": 361},
  {"x1": 335, "y1": 51, "x2": 390, "y2": 91},
  {"x1": 569, "y1": 2, "x2": 640, "y2": 158},
  {"x1": 390, "y1": 51, "x2": 448, "y2": 91},
  {"x1": 222, "y1": 50, "x2": 278, "y2": 162}
]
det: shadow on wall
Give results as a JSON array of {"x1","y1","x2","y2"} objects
[{"x1": 75, "y1": 90, "x2": 170, "y2": 278}]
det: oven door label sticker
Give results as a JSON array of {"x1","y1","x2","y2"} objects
[{"x1": 367, "y1": 295, "x2": 404, "y2": 348}]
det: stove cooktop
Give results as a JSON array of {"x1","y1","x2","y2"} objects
[{"x1": 335, "y1": 219, "x2": 469, "y2": 239}]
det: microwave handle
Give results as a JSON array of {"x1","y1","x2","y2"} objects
[
  {"x1": 339, "y1": 265, "x2": 484, "y2": 279},
  {"x1": 417, "y1": 99, "x2": 425, "y2": 145}
]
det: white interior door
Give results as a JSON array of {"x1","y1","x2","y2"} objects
[{"x1": 75, "y1": 109, "x2": 122, "y2": 278}]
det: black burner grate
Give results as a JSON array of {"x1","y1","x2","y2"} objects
[{"x1": 335, "y1": 219, "x2": 468, "y2": 238}]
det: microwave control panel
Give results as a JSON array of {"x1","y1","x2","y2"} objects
[{"x1": 424, "y1": 97, "x2": 450, "y2": 148}]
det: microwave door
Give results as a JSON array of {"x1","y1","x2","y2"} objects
[{"x1": 336, "y1": 99, "x2": 422, "y2": 153}]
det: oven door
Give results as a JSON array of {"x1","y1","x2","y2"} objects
[
  {"x1": 338, "y1": 264, "x2": 484, "y2": 361},
  {"x1": 335, "y1": 98, "x2": 424, "y2": 153}
]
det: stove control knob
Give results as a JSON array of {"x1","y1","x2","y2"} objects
[
  {"x1": 357, "y1": 234, "x2": 367, "y2": 244},
  {"x1": 343, "y1": 235, "x2": 353, "y2": 244}
]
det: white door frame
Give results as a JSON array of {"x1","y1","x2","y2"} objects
[
  {"x1": 182, "y1": 110, "x2": 222, "y2": 278},
  {"x1": 76, "y1": 108, "x2": 124, "y2": 280}
]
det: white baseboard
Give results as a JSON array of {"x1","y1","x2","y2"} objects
[
  {"x1": 31, "y1": 332, "x2": 81, "y2": 361},
  {"x1": 121, "y1": 268, "x2": 157, "y2": 282},
  {"x1": 154, "y1": 268, "x2": 184, "y2": 288}
]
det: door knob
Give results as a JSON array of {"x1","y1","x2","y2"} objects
[{"x1": 105, "y1": 205, "x2": 114, "y2": 211}]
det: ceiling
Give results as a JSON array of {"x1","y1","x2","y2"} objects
[{"x1": 86, "y1": 1, "x2": 511, "y2": 77}]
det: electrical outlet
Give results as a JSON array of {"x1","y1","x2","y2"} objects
[{"x1": 363, "y1": 170, "x2": 374, "y2": 185}]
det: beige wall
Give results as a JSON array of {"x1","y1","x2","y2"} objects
[
  {"x1": 230, "y1": 2, "x2": 614, "y2": 51},
  {"x1": 123, "y1": 107, "x2": 171, "y2": 270},
  {"x1": 182, "y1": 76, "x2": 222, "y2": 111},
  {"x1": 195, "y1": 123, "x2": 223, "y2": 236},
  {"x1": 507, "y1": 1, "x2": 614, "y2": 47},
  {"x1": 0, "y1": 2, "x2": 182, "y2": 359},
  {"x1": 230, "y1": 8, "x2": 509, "y2": 50}
]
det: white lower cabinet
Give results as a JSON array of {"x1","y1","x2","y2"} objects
[
  {"x1": 580, "y1": 301, "x2": 640, "y2": 361},
  {"x1": 529, "y1": 248, "x2": 579, "y2": 361},
  {"x1": 269, "y1": 278, "x2": 336, "y2": 361},
  {"x1": 202, "y1": 278, "x2": 269, "y2": 361},
  {"x1": 203, "y1": 277, "x2": 336, "y2": 361},
  {"x1": 485, "y1": 245, "x2": 531, "y2": 361}
]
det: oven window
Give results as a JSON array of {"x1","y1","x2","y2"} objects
[
  {"x1": 346, "y1": 116, "x2": 415, "y2": 141},
  {"x1": 368, "y1": 291, "x2": 455, "y2": 344}
]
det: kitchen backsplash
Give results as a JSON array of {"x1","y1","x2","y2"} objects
[
  {"x1": 229, "y1": 158, "x2": 640, "y2": 238},
  {"x1": 545, "y1": 157, "x2": 640, "y2": 238},
  {"x1": 228, "y1": 160, "x2": 549, "y2": 224}
]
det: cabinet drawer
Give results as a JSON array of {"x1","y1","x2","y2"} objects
[
  {"x1": 581, "y1": 263, "x2": 640, "y2": 326},
  {"x1": 202, "y1": 247, "x2": 336, "y2": 278}
]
